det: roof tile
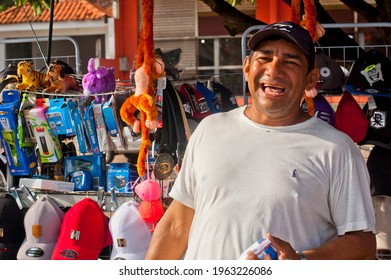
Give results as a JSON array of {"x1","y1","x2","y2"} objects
[{"x1": 0, "y1": 0, "x2": 111, "y2": 25}]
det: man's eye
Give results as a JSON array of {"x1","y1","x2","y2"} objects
[
  {"x1": 285, "y1": 60, "x2": 300, "y2": 66},
  {"x1": 256, "y1": 57, "x2": 270, "y2": 63}
]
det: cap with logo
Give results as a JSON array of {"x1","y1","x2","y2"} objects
[
  {"x1": 301, "y1": 94, "x2": 335, "y2": 126},
  {"x1": 358, "y1": 95, "x2": 391, "y2": 149},
  {"x1": 109, "y1": 201, "x2": 152, "y2": 260},
  {"x1": 179, "y1": 83, "x2": 211, "y2": 121},
  {"x1": 51, "y1": 197, "x2": 112, "y2": 260},
  {"x1": 195, "y1": 81, "x2": 222, "y2": 114},
  {"x1": 210, "y1": 81, "x2": 238, "y2": 112},
  {"x1": 0, "y1": 193, "x2": 25, "y2": 260},
  {"x1": 345, "y1": 49, "x2": 391, "y2": 96},
  {"x1": 248, "y1": 21, "x2": 315, "y2": 69},
  {"x1": 17, "y1": 195, "x2": 64, "y2": 260},
  {"x1": 315, "y1": 52, "x2": 345, "y2": 95},
  {"x1": 335, "y1": 91, "x2": 369, "y2": 143}
]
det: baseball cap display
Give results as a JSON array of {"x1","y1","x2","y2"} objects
[
  {"x1": 367, "y1": 145, "x2": 391, "y2": 197},
  {"x1": 335, "y1": 91, "x2": 369, "y2": 143},
  {"x1": 109, "y1": 201, "x2": 152, "y2": 260},
  {"x1": 179, "y1": 83, "x2": 211, "y2": 121},
  {"x1": 0, "y1": 193, "x2": 25, "y2": 260},
  {"x1": 301, "y1": 94, "x2": 335, "y2": 126},
  {"x1": 51, "y1": 197, "x2": 112, "y2": 260},
  {"x1": 345, "y1": 49, "x2": 391, "y2": 96},
  {"x1": 358, "y1": 95, "x2": 391, "y2": 149},
  {"x1": 248, "y1": 21, "x2": 315, "y2": 69},
  {"x1": 315, "y1": 52, "x2": 345, "y2": 95},
  {"x1": 195, "y1": 82, "x2": 222, "y2": 114},
  {"x1": 210, "y1": 81, "x2": 238, "y2": 112},
  {"x1": 17, "y1": 195, "x2": 64, "y2": 260}
]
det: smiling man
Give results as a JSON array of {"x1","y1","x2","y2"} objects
[{"x1": 145, "y1": 22, "x2": 376, "y2": 260}]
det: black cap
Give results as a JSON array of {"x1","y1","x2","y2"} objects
[
  {"x1": 345, "y1": 49, "x2": 391, "y2": 96},
  {"x1": 248, "y1": 21, "x2": 315, "y2": 69},
  {"x1": 0, "y1": 194, "x2": 25, "y2": 260}
]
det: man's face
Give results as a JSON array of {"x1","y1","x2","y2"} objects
[{"x1": 243, "y1": 39, "x2": 318, "y2": 122}]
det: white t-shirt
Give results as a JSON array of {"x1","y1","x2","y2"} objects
[{"x1": 170, "y1": 106, "x2": 375, "y2": 260}]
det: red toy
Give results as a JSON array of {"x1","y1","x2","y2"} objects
[{"x1": 135, "y1": 178, "x2": 164, "y2": 231}]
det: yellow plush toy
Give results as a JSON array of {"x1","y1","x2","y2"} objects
[{"x1": 16, "y1": 61, "x2": 49, "y2": 91}]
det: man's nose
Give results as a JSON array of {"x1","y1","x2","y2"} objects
[{"x1": 265, "y1": 58, "x2": 283, "y2": 77}]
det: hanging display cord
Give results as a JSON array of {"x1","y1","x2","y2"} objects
[{"x1": 21, "y1": 6, "x2": 49, "y2": 69}]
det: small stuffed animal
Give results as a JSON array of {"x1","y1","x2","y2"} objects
[
  {"x1": 135, "y1": 178, "x2": 164, "y2": 231},
  {"x1": 43, "y1": 61, "x2": 81, "y2": 93},
  {"x1": 291, "y1": 0, "x2": 325, "y2": 116},
  {"x1": 82, "y1": 58, "x2": 116, "y2": 102},
  {"x1": 120, "y1": 0, "x2": 166, "y2": 177},
  {"x1": 16, "y1": 60, "x2": 49, "y2": 91}
]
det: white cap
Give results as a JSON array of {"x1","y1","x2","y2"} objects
[
  {"x1": 17, "y1": 195, "x2": 64, "y2": 260},
  {"x1": 109, "y1": 201, "x2": 152, "y2": 260}
]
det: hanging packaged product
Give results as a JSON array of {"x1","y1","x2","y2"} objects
[
  {"x1": 68, "y1": 100, "x2": 88, "y2": 154},
  {"x1": 29, "y1": 98, "x2": 63, "y2": 163},
  {"x1": 45, "y1": 98, "x2": 74, "y2": 136},
  {"x1": 18, "y1": 92, "x2": 36, "y2": 147},
  {"x1": 102, "y1": 96, "x2": 120, "y2": 137},
  {"x1": 0, "y1": 89, "x2": 38, "y2": 175},
  {"x1": 64, "y1": 154, "x2": 106, "y2": 191},
  {"x1": 102, "y1": 96, "x2": 125, "y2": 151},
  {"x1": 107, "y1": 162, "x2": 138, "y2": 193},
  {"x1": 92, "y1": 100, "x2": 113, "y2": 154},
  {"x1": 65, "y1": 169, "x2": 93, "y2": 191},
  {"x1": 83, "y1": 103, "x2": 101, "y2": 156}
]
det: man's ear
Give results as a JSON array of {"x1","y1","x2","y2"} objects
[
  {"x1": 243, "y1": 56, "x2": 250, "y2": 81},
  {"x1": 305, "y1": 67, "x2": 320, "y2": 91}
]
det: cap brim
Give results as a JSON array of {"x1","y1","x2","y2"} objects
[
  {"x1": 17, "y1": 239, "x2": 57, "y2": 260},
  {"x1": 51, "y1": 244, "x2": 101, "y2": 260},
  {"x1": 248, "y1": 29, "x2": 301, "y2": 51},
  {"x1": 110, "y1": 247, "x2": 148, "y2": 260}
]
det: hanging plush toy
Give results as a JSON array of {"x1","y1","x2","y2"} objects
[
  {"x1": 82, "y1": 58, "x2": 116, "y2": 103},
  {"x1": 291, "y1": 0, "x2": 325, "y2": 116},
  {"x1": 120, "y1": 0, "x2": 165, "y2": 177},
  {"x1": 43, "y1": 61, "x2": 81, "y2": 93},
  {"x1": 135, "y1": 178, "x2": 164, "y2": 231}
]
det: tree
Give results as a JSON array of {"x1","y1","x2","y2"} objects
[
  {"x1": 5, "y1": 0, "x2": 391, "y2": 47},
  {"x1": 201, "y1": 0, "x2": 391, "y2": 45},
  {"x1": 12, "y1": 0, "x2": 52, "y2": 15}
]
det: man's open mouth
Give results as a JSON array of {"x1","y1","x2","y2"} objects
[{"x1": 261, "y1": 83, "x2": 285, "y2": 95}]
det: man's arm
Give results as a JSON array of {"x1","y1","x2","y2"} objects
[
  {"x1": 144, "y1": 200, "x2": 195, "y2": 260},
  {"x1": 264, "y1": 231, "x2": 376, "y2": 260}
]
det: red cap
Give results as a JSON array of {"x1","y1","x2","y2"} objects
[
  {"x1": 51, "y1": 198, "x2": 112, "y2": 260},
  {"x1": 335, "y1": 91, "x2": 368, "y2": 143}
]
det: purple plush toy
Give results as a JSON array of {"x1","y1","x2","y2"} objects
[{"x1": 82, "y1": 58, "x2": 116, "y2": 102}]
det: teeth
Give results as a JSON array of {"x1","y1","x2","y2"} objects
[{"x1": 264, "y1": 84, "x2": 284, "y2": 89}]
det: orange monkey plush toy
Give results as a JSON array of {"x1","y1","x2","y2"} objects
[
  {"x1": 120, "y1": 0, "x2": 165, "y2": 177},
  {"x1": 291, "y1": 0, "x2": 325, "y2": 116}
]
